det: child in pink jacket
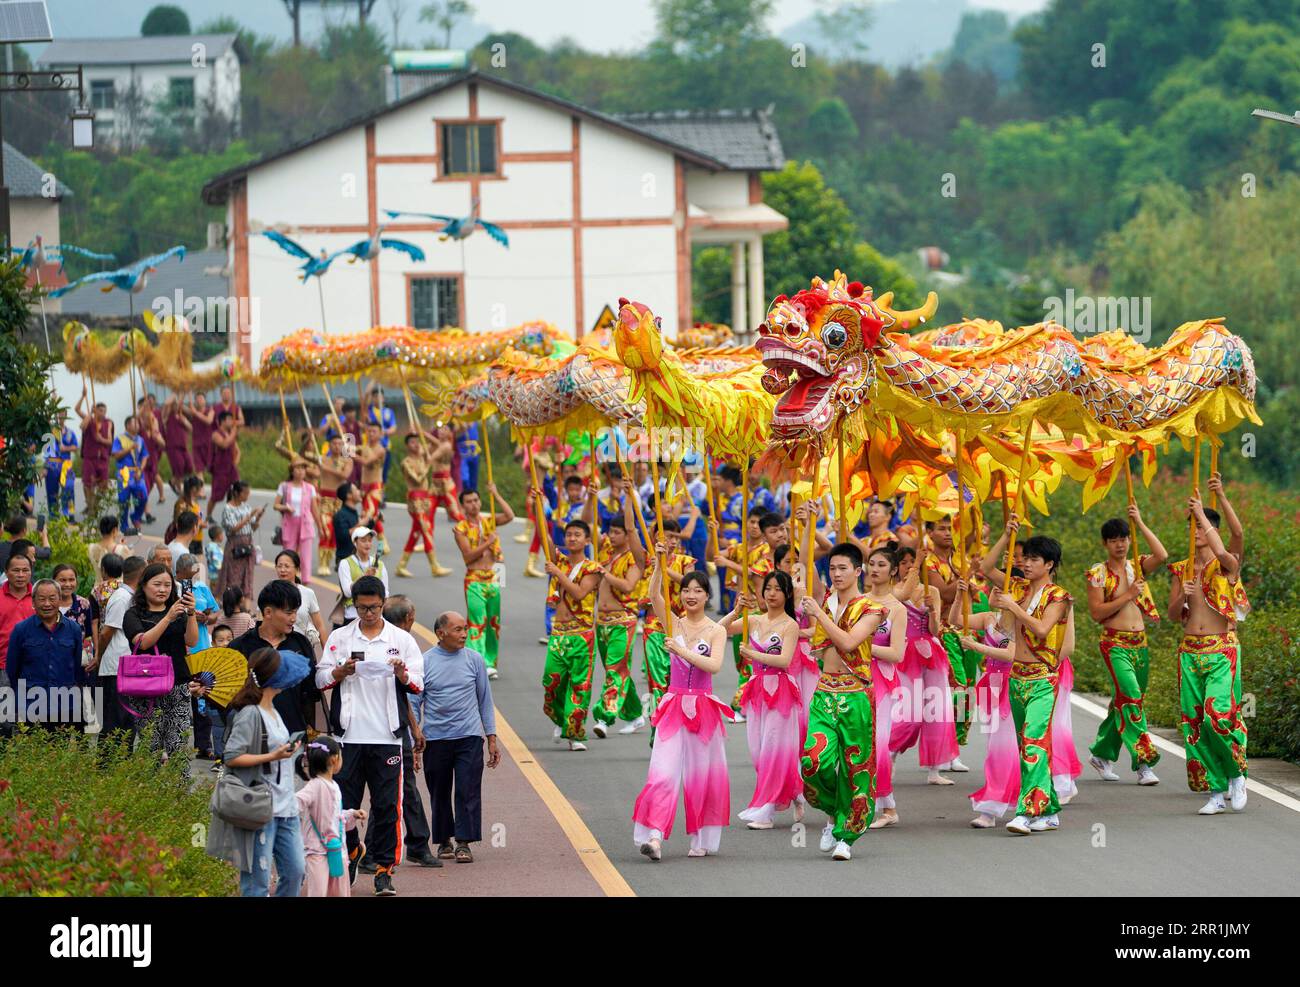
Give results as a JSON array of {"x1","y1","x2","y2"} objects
[{"x1": 296, "y1": 735, "x2": 365, "y2": 896}]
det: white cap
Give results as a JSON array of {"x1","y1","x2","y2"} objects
[{"x1": 351, "y1": 526, "x2": 375, "y2": 540}]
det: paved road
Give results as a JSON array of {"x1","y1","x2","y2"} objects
[{"x1": 143, "y1": 489, "x2": 1300, "y2": 895}]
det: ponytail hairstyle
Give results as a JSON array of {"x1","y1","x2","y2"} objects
[
  {"x1": 297, "y1": 733, "x2": 342, "y2": 781},
  {"x1": 222, "y1": 586, "x2": 243, "y2": 617},
  {"x1": 227, "y1": 646, "x2": 282, "y2": 712},
  {"x1": 761, "y1": 570, "x2": 796, "y2": 621}
]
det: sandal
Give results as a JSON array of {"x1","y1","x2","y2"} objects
[
  {"x1": 437, "y1": 842, "x2": 455, "y2": 860},
  {"x1": 454, "y1": 843, "x2": 474, "y2": 864}
]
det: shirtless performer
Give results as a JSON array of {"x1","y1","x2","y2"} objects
[
  {"x1": 358, "y1": 421, "x2": 389, "y2": 554},
  {"x1": 316, "y1": 433, "x2": 354, "y2": 576},
  {"x1": 398, "y1": 430, "x2": 455, "y2": 577},
  {"x1": 453, "y1": 482, "x2": 515, "y2": 679},
  {"x1": 1167, "y1": 494, "x2": 1250, "y2": 816},
  {"x1": 1086, "y1": 504, "x2": 1168, "y2": 786}
]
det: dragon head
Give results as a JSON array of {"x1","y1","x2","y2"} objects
[
  {"x1": 756, "y1": 271, "x2": 937, "y2": 448},
  {"x1": 613, "y1": 297, "x2": 664, "y2": 371}
]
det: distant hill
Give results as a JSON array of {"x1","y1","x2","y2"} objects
[{"x1": 780, "y1": 0, "x2": 970, "y2": 68}]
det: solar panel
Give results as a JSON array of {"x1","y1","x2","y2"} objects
[{"x1": 0, "y1": 1, "x2": 52, "y2": 44}]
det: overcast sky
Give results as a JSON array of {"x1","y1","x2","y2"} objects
[{"x1": 475, "y1": 0, "x2": 1047, "y2": 50}]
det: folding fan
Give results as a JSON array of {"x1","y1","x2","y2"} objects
[{"x1": 185, "y1": 647, "x2": 249, "y2": 707}]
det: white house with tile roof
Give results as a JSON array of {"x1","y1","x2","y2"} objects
[{"x1": 200, "y1": 68, "x2": 786, "y2": 368}]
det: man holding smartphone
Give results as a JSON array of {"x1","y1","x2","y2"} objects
[{"x1": 316, "y1": 576, "x2": 423, "y2": 896}]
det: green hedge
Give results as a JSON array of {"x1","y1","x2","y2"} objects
[{"x1": 0, "y1": 730, "x2": 237, "y2": 896}]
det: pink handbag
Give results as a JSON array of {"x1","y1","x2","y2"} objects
[{"x1": 117, "y1": 647, "x2": 175, "y2": 718}]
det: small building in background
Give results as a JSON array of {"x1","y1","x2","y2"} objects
[
  {"x1": 5, "y1": 141, "x2": 71, "y2": 303},
  {"x1": 37, "y1": 33, "x2": 244, "y2": 148}
]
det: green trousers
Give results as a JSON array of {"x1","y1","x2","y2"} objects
[
  {"x1": 1178, "y1": 639, "x2": 1248, "y2": 793},
  {"x1": 943, "y1": 630, "x2": 980, "y2": 746},
  {"x1": 465, "y1": 578, "x2": 501, "y2": 669},
  {"x1": 801, "y1": 685, "x2": 875, "y2": 845},
  {"x1": 542, "y1": 630, "x2": 595, "y2": 741},
  {"x1": 1010, "y1": 676, "x2": 1060, "y2": 818},
  {"x1": 1089, "y1": 632, "x2": 1160, "y2": 771},
  {"x1": 593, "y1": 623, "x2": 643, "y2": 726}
]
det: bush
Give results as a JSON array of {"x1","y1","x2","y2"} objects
[
  {"x1": 36, "y1": 516, "x2": 96, "y2": 597},
  {"x1": 0, "y1": 729, "x2": 237, "y2": 896}
]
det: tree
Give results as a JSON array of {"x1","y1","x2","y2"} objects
[
  {"x1": 654, "y1": 0, "x2": 775, "y2": 58},
  {"x1": 141, "y1": 4, "x2": 191, "y2": 37},
  {"x1": 419, "y1": 0, "x2": 474, "y2": 48},
  {"x1": 0, "y1": 259, "x2": 61, "y2": 519}
]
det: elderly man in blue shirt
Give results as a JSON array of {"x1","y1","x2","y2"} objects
[
  {"x1": 412, "y1": 610, "x2": 500, "y2": 864},
  {"x1": 6, "y1": 578, "x2": 86, "y2": 730}
]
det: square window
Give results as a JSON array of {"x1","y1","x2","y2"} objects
[
  {"x1": 169, "y1": 77, "x2": 195, "y2": 109},
  {"x1": 409, "y1": 276, "x2": 460, "y2": 330},
  {"x1": 90, "y1": 79, "x2": 115, "y2": 111},
  {"x1": 439, "y1": 122, "x2": 498, "y2": 176}
]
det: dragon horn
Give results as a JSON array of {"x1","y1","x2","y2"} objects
[{"x1": 876, "y1": 290, "x2": 939, "y2": 329}]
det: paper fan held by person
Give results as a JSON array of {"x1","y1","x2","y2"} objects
[{"x1": 186, "y1": 647, "x2": 250, "y2": 707}]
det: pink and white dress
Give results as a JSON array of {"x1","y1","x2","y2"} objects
[
  {"x1": 632, "y1": 635, "x2": 735, "y2": 854},
  {"x1": 889, "y1": 600, "x2": 959, "y2": 768},
  {"x1": 1051, "y1": 657, "x2": 1082, "y2": 802},
  {"x1": 871, "y1": 613, "x2": 900, "y2": 810},
  {"x1": 969, "y1": 624, "x2": 1017, "y2": 818},
  {"x1": 737, "y1": 627, "x2": 804, "y2": 825}
]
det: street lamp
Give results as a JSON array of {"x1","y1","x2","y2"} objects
[
  {"x1": 70, "y1": 105, "x2": 94, "y2": 148},
  {"x1": 1251, "y1": 108, "x2": 1300, "y2": 128}
]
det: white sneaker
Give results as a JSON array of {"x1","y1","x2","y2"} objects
[
  {"x1": 947, "y1": 757, "x2": 970, "y2": 773},
  {"x1": 1029, "y1": 814, "x2": 1059, "y2": 833},
  {"x1": 819, "y1": 823, "x2": 836, "y2": 852},
  {"x1": 1005, "y1": 815, "x2": 1032, "y2": 835},
  {"x1": 1228, "y1": 776, "x2": 1247, "y2": 811},
  {"x1": 552, "y1": 726, "x2": 563, "y2": 745},
  {"x1": 592, "y1": 721, "x2": 608, "y2": 739},
  {"x1": 568, "y1": 740, "x2": 587, "y2": 752},
  {"x1": 732, "y1": 711, "x2": 746, "y2": 724},
  {"x1": 1090, "y1": 755, "x2": 1120, "y2": 781},
  {"x1": 618, "y1": 716, "x2": 647, "y2": 735},
  {"x1": 639, "y1": 838, "x2": 662, "y2": 861},
  {"x1": 1198, "y1": 794, "x2": 1226, "y2": 815},
  {"x1": 537, "y1": 636, "x2": 548, "y2": 645},
  {"x1": 486, "y1": 667, "x2": 499, "y2": 680},
  {"x1": 1136, "y1": 765, "x2": 1159, "y2": 786},
  {"x1": 831, "y1": 840, "x2": 852, "y2": 861}
]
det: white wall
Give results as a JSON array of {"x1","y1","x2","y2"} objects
[
  {"x1": 581, "y1": 225, "x2": 678, "y2": 330},
  {"x1": 685, "y1": 171, "x2": 749, "y2": 208},
  {"x1": 580, "y1": 124, "x2": 675, "y2": 220},
  {"x1": 248, "y1": 129, "x2": 369, "y2": 228}
]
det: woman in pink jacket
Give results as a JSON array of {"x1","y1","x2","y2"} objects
[{"x1": 274, "y1": 461, "x2": 322, "y2": 584}]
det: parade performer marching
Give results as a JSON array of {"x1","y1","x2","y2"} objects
[
  {"x1": 541, "y1": 520, "x2": 601, "y2": 751},
  {"x1": 637, "y1": 518, "x2": 699, "y2": 729},
  {"x1": 857, "y1": 548, "x2": 907, "y2": 829},
  {"x1": 1086, "y1": 505, "x2": 1168, "y2": 786},
  {"x1": 954, "y1": 580, "x2": 1019, "y2": 828},
  {"x1": 111, "y1": 416, "x2": 150, "y2": 534},
  {"x1": 632, "y1": 562, "x2": 733, "y2": 860},
  {"x1": 982, "y1": 519, "x2": 1072, "y2": 835},
  {"x1": 590, "y1": 486, "x2": 646, "y2": 738},
  {"x1": 316, "y1": 433, "x2": 353, "y2": 577},
  {"x1": 799, "y1": 542, "x2": 888, "y2": 861},
  {"x1": 452, "y1": 482, "x2": 514, "y2": 680},
  {"x1": 76, "y1": 388, "x2": 114, "y2": 503},
  {"x1": 357, "y1": 421, "x2": 389, "y2": 554},
  {"x1": 723, "y1": 570, "x2": 802, "y2": 830},
  {"x1": 42, "y1": 413, "x2": 78, "y2": 520},
  {"x1": 922, "y1": 517, "x2": 972, "y2": 770},
  {"x1": 1167, "y1": 495, "x2": 1250, "y2": 816},
  {"x1": 887, "y1": 544, "x2": 961, "y2": 787},
  {"x1": 398, "y1": 431, "x2": 454, "y2": 578}
]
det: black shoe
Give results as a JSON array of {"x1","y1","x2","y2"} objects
[
  {"x1": 143, "y1": 513, "x2": 157, "y2": 525},
  {"x1": 407, "y1": 848, "x2": 443, "y2": 868},
  {"x1": 358, "y1": 856, "x2": 379, "y2": 874},
  {"x1": 373, "y1": 869, "x2": 396, "y2": 896},
  {"x1": 349, "y1": 844, "x2": 366, "y2": 886},
  {"x1": 122, "y1": 526, "x2": 140, "y2": 537}
]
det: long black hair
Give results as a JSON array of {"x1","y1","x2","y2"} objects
[
  {"x1": 222, "y1": 586, "x2": 244, "y2": 617},
  {"x1": 761, "y1": 570, "x2": 797, "y2": 621}
]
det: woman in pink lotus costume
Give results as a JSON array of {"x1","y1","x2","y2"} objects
[
  {"x1": 853, "y1": 547, "x2": 908, "y2": 828},
  {"x1": 954, "y1": 578, "x2": 1019, "y2": 827},
  {"x1": 633, "y1": 558, "x2": 734, "y2": 860},
  {"x1": 724, "y1": 570, "x2": 804, "y2": 830},
  {"x1": 888, "y1": 546, "x2": 960, "y2": 785},
  {"x1": 774, "y1": 544, "x2": 820, "y2": 742}
]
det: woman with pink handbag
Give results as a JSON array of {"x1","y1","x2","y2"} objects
[
  {"x1": 121, "y1": 563, "x2": 198, "y2": 775},
  {"x1": 273, "y1": 462, "x2": 321, "y2": 586}
]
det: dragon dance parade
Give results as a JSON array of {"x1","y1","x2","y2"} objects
[{"x1": 6, "y1": 2, "x2": 1299, "y2": 939}]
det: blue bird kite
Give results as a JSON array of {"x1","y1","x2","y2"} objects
[
  {"x1": 383, "y1": 197, "x2": 509, "y2": 247},
  {"x1": 260, "y1": 228, "x2": 425, "y2": 281},
  {"x1": 10, "y1": 236, "x2": 117, "y2": 274},
  {"x1": 49, "y1": 245, "x2": 186, "y2": 297}
]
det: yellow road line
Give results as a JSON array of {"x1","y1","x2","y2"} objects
[{"x1": 265, "y1": 561, "x2": 635, "y2": 897}]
